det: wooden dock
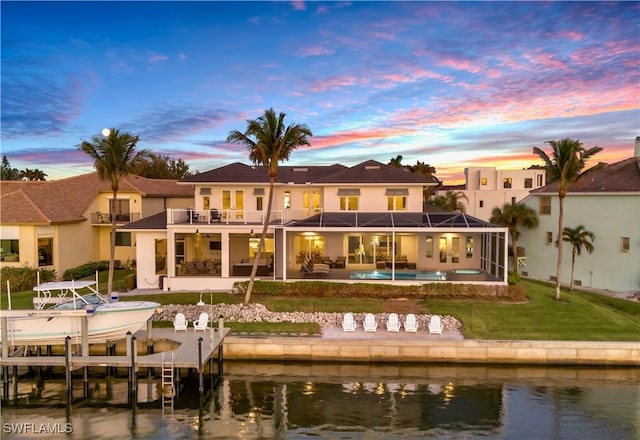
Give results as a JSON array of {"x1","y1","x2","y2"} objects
[{"x1": 0, "y1": 327, "x2": 231, "y2": 370}]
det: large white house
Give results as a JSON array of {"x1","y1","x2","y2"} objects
[
  {"x1": 437, "y1": 167, "x2": 546, "y2": 221},
  {"x1": 517, "y1": 140, "x2": 640, "y2": 293},
  {"x1": 126, "y1": 160, "x2": 509, "y2": 291}
]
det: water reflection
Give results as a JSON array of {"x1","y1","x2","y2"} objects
[{"x1": 1, "y1": 363, "x2": 638, "y2": 439}]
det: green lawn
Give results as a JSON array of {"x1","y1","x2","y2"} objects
[{"x1": 426, "y1": 280, "x2": 640, "y2": 341}]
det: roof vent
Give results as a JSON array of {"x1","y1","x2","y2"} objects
[
  {"x1": 293, "y1": 168, "x2": 308, "y2": 172},
  {"x1": 365, "y1": 165, "x2": 380, "y2": 170}
]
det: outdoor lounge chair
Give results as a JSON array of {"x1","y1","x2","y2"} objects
[
  {"x1": 301, "y1": 257, "x2": 330, "y2": 278},
  {"x1": 404, "y1": 313, "x2": 418, "y2": 333},
  {"x1": 193, "y1": 312, "x2": 209, "y2": 331},
  {"x1": 173, "y1": 312, "x2": 188, "y2": 332},
  {"x1": 386, "y1": 313, "x2": 401, "y2": 332},
  {"x1": 363, "y1": 313, "x2": 377, "y2": 332},
  {"x1": 428, "y1": 315, "x2": 443, "y2": 335},
  {"x1": 342, "y1": 312, "x2": 356, "y2": 332}
]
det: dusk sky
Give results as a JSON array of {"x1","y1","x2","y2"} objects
[{"x1": 2, "y1": 1, "x2": 638, "y2": 183}]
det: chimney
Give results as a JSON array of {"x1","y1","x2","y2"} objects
[{"x1": 636, "y1": 136, "x2": 640, "y2": 158}]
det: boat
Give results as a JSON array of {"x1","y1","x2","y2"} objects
[{"x1": 0, "y1": 280, "x2": 160, "y2": 346}]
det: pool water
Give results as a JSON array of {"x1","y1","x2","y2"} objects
[{"x1": 350, "y1": 270, "x2": 447, "y2": 280}]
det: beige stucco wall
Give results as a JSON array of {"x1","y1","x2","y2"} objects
[{"x1": 519, "y1": 193, "x2": 640, "y2": 292}]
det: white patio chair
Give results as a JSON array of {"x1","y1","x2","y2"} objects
[
  {"x1": 404, "y1": 313, "x2": 418, "y2": 333},
  {"x1": 428, "y1": 315, "x2": 443, "y2": 335},
  {"x1": 386, "y1": 313, "x2": 401, "y2": 332},
  {"x1": 363, "y1": 313, "x2": 377, "y2": 332},
  {"x1": 173, "y1": 312, "x2": 188, "y2": 332},
  {"x1": 342, "y1": 312, "x2": 356, "y2": 332},
  {"x1": 193, "y1": 312, "x2": 209, "y2": 331}
]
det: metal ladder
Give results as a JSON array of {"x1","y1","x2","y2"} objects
[{"x1": 161, "y1": 352, "x2": 175, "y2": 415}]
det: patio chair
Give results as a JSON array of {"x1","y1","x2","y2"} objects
[
  {"x1": 173, "y1": 312, "x2": 188, "y2": 332},
  {"x1": 404, "y1": 313, "x2": 418, "y2": 333},
  {"x1": 428, "y1": 315, "x2": 443, "y2": 335},
  {"x1": 342, "y1": 312, "x2": 356, "y2": 332},
  {"x1": 363, "y1": 313, "x2": 377, "y2": 332},
  {"x1": 334, "y1": 256, "x2": 346, "y2": 269},
  {"x1": 386, "y1": 313, "x2": 401, "y2": 332},
  {"x1": 209, "y1": 209, "x2": 221, "y2": 223},
  {"x1": 193, "y1": 312, "x2": 209, "y2": 331}
]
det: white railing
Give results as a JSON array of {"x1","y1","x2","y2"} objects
[{"x1": 169, "y1": 208, "x2": 322, "y2": 225}]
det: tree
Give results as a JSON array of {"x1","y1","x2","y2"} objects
[
  {"x1": 79, "y1": 128, "x2": 150, "y2": 295},
  {"x1": 533, "y1": 138, "x2": 602, "y2": 300},
  {"x1": 1, "y1": 156, "x2": 20, "y2": 180},
  {"x1": 562, "y1": 225, "x2": 595, "y2": 291},
  {"x1": 408, "y1": 160, "x2": 436, "y2": 179},
  {"x1": 429, "y1": 190, "x2": 468, "y2": 212},
  {"x1": 19, "y1": 168, "x2": 48, "y2": 181},
  {"x1": 227, "y1": 108, "x2": 312, "y2": 305},
  {"x1": 490, "y1": 203, "x2": 539, "y2": 274},
  {"x1": 130, "y1": 153, "x2": 192, "y2": 179},
  {"x1": 388, "y1": 155, "x2": 403, "y2": 168}
]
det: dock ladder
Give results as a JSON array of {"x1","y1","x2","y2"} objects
[{"x1": 161, "y1": 351, "x2": 175, "y2": 415}]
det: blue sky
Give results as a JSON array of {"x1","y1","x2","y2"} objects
[{"x1": 2, "y1": 1, "x2": 638, "y2": 183}]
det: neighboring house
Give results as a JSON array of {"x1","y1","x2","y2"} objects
[
  {"x1": 518, "y1": 141, "x2": 640, "y2": 293},
  {"x1": 0, "y1": 173, "x2": 193, "y2": 278},
  {"x1": 437, "y1": 167, "x2": 546, "y2": 220},
  {"x1": 126, "y1": 160, "x2": 509, "y2": 291}
]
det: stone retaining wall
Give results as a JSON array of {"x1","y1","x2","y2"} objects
[{"x1": 224, "y1": 337, "x2": 640, "y2": 366}]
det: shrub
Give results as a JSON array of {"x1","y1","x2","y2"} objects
[
  {"x1": 0, "y1": 266, "x2": 56, "y2": 294},
  {"x1": 63, "y1": 261, "x2": 110, "y2": 280},
  {"x1": 421, "y1": 282, "x2": 526, "y2": 302},
  {"x1": 507, "y1": 271, "x2": 522, "y2": 285}
]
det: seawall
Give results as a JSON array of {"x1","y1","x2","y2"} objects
[{"x1": 225, "y1": 337, "x2": 640, "y2": 366}]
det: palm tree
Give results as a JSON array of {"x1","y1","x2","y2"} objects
[
  {"x1": 227, "y1": 108, "x2": 312, "y2": 305},
  {"x1": 430, "y1": 190, "x2": 468, "y2": 212},
  {"x1": 79, "y1": 128, "x2": 150, "y2": 295},
  {"x1": 388, "y1": 155, "x2": 403, "y2": 168},
  {"x1": 490, "y1": 203, "x2": 539, "y2": 274},
  {"x1": 533, "y1": 138, "x2": 602, "y2": 300},
  {"x1": 562, "y1": 225, "x2": 595, "y2": 291}
]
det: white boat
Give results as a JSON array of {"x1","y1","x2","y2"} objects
[{"x1": 0, "y1": 280, "x2": 160, "y2": 345}]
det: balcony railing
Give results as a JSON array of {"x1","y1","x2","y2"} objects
[
  {"x1": 169, "y1": 208, "x2": 322, "y2": 225},
  {"x1": 91, "y1": 212, "x2": 141, "y2": 224}
]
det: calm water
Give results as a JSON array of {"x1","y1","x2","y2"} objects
[{"x1": 1, "y1": 362, "x2": 639, "y2": 439}]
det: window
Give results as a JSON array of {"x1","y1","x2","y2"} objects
[
  {"x1": 503, "y1": 178, "x2": 512, "y2": 189},
  {"x1": 109, "y1": 198, "x2": 131, "y2": 222},
  {"x1": 439, "y1": 237, "x2": 447, "y2": 263},
  {"x1": 425, "y1": 236, "x2": 433, "y2": 258},
  {"x1": 303, "y1": 191, "x2": 321, "y2": 212},
  {"x1": 203, "y1": 196, "x2": 210, "y2": 210},
  {"x1": 524, "y1": 178, "x2": 533, "y2": 189},
  {"x1": 537, "y1": 174, "x2": 544, "y2": 187},
  {"x1": 38, "y1": 237, "x2": 53, "y2": 266},
  {"x1": 540, "y1": 196, "x2": 551, "y2": 215},
  {"x1": 511, "y1": 197, "x2": 517, "y2": 205},
  {"x1": 452, "y1": 236, "x2": 460, "y2": 263},
  {"x1": 284, "y1": 191, "x2": 291, "y2": 209},
  {"x1": 155, "y1": 239, "x2": 167, "y2": 274},
  {"x1": 340, "y1": 196, "x2": 359, "y2": 211},
  {"x1": 621, "y1": 237, "x2": 630, "y2": 253},
  {"x1": 545, "y1": 231, "x2": 553, "y2": 245},
  {"x1": 387, "y1": 196, "x2": 407, "y2": 211},
  {"x1": 256, "y1": 196, "x2": 263, "y2": 211},
  {"x1": 466, "y1": 236, "x2": 474, "y2": 258},
  {"x1": 115, "y1": 232, "x2": 132, "y2": 246},
  {"x1": 0, "y1": 239, "x2": 20, "y2": 262},
  {"x1": 479, "y1": 200, "x2": 484, "y2": 208},
  {"x1": 481, "y1": 177, "x2": 487, "y2": 186}
]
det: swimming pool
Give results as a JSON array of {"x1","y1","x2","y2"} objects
[{"x1": 350, "y1": 270, "x2": 447, "y2": 280}]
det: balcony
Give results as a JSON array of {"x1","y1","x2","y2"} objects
[
  {"x1": 168, "y1": 208, "x2": 322, "y2": 225},
  {"x1": 91, "y1": 212, "x2": 141, "y2": 225}
]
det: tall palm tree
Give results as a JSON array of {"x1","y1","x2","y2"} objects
[
  {"x1": 533, "y1": 138, "x2": 602, "y2": 300},
  {"x1": 490, "y1": 203, "x2": 539, "y2": 274},
  {"x1": 430, "y1": 190, "x2": 468, "y2": 212},
  {"x1": 388, "y1": 155, "x2": 403, "y2": 168},
  {"x1": 227, "y1": 108, "x2": 312, "y2": 305},
  {"x1": 562, "y1": 225, "x2": 595, "y2": 291},
  {"x1": 79, "y1": 128, "x2": 150, "y2": 295}
]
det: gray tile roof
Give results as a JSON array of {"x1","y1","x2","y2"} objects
[
  {"x1": 287, "y1": 211, "x2": 496, "y2": 228},
  {"x1": 180, "y1": 160, "x2": 438, "y2": 185}
]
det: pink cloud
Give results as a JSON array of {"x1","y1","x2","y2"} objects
[
  {"x1": 298, "y1": 45, "x2": 335, "y2": 57},
  {"x1": 148, "y1": 53, "x2": 169, "y2": 64},
  {"x1": 291, "y1": 1, "x2": 306, "y2": 11}
]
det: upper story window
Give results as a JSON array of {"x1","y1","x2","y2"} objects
[
  {"x1": 537, "y1": 174, "x2": 544, "y2": 187},
  {"x1": 479, "y1": 200, "x2": 484, "y2": 208},
  {"x1": 545, "y1": 231, "x2": 553, "y2": 245},
  {"x1": 284, "y1": 191, "x2": 291, "y2": 209},
  {"x1": 385, "y1": 188, "x2": 408, "y2": 211},
  {"x1": 524, "y1": 178, "x2": 533, "y2": 189},
  {"x1": 481, "y1": 177, "x2": 487, "y2": 186},
  {"x1": 621, "y1": 237, "x2": 630, "y2": 253},
  {"x1": 540, "y1": 196, "x2": 551, "y2": 215},
  {"x1": 503, "y1": 178, "x2": 512, "y2": 189},
  {"x1": 303, "y1": 191, "x2": 321, "y2": 210},
  {"x1": 340, "y1": 196, "x2": 359, "y2": 211}
]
